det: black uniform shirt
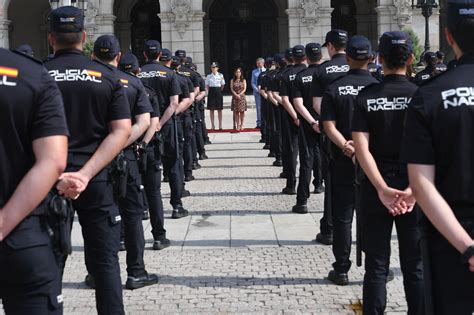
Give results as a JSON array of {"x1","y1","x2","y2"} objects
[
  {"x1": 45, "y1": 49, "x2": 130, "y2": 155},
  {"x1": 321, "y1": 69, "x2": 378, "y2": 157},
  {"x1": 177, "y1": 65, "x2": 200, "y2": 89},
  {"x1": 175, "y1": 73, "x2": 191, "y2": 102},
  {"x1": 413, "y1": 66, "x2": 440, "y2": 86},
  {"x1": 293, "y1": 64, "x2": 320, "y2": 118},
  {"x1": 268, "y1": 68, "x2": 286, "y2": 93},
  {"x1": 401, "y1": 54, "x2": 474, "y2": 213},
  {"x1": 139, "y1": 61, "x2": 182, "y2": 116},
  {"x1": 0, "y1": 49, "x2": 69, "y2": 207},
  {"x1": 198, "y1": 75, "x2": 206, "y2": 93},
  {"x1": 143, "y1": 84, "x2": 160, "y2": 118},
  {"x1": 257, "y1": 70, "x2": 267, "y2": 89},
  {"x1": 280, "y1": 63, "x2": 307, "y2": 101},
  {"x1": 352, "y1": 74, "x2": 417, "y2": 164},
  {"x1": 311, "y1": 53, "x2": 349, "y2": 98},
  {"x1": 118, "y1": 70, "x2": 153, "y2": 121}
]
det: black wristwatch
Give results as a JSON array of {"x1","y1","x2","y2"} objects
[{"x1": 460, "y1": 245, "x2": 474, "y2": 264}]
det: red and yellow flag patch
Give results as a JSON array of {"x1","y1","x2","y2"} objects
[{"x1": 0, "y1": 66, "x2": 19, "y2": 78}]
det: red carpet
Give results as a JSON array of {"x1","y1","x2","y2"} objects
[{"x1": 207, "y1": 128, "x2": 260, "y2": 133}]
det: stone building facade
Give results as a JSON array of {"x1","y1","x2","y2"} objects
[{"x1": 0, "y1": 0, "x2": 444, "y2": 80}]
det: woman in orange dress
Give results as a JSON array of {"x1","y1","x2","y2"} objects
[{"x1": 230, "y1": 67, "x2": 248, "y2": 131}]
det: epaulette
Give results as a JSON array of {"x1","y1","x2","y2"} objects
[{"x1": 12, "y1": 50, "x2": 43, "y2": 65}]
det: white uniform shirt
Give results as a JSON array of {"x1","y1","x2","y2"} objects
[{"x1": 206, "y1": 72, "x2": 225, "y2": 87}]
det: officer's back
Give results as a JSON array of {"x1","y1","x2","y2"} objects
[{"x1": 0, "y1": 48, "x2": 69, "y2": 314}]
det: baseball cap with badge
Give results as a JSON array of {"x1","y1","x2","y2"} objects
[
  {"x1": 94, "y1": 35, "x2": 120, "y2": 60},
  {"x1": 144, "y1": 40, "x2": 161, "y2": 55},
  {"x1": 292, "y1": 45, "x2": 306, "y2": 58},
  {"x1": 346, "y1": 35, "x2": 372, "y2": 60},
  {"x1": 447, "y1": 0, "x2": 474, "y2": 24},
  {"x1": 285, "y1": 48, "x2": 293, "y2": 60},
  {"x1": 175, "y1": 50, "x2": 186, "y2": 58},
  {"x1": 160, "y1": 48, "x2": 172, "y2": 61},
  {"x1": 322, "y1": 29, "x2": 348, "y2": 47},
  {"x1": 49, "y1": 6, "x2": 84, "y2": 33},
  {"x1": 305, "y1": 43, "x2": 322, "y2": 58},
  {"x1": 378, "y1": 31, "x2": 413, "y2": 56},
  {"x1": 119, "y1": 53, "x2": 139, "y2": 72}
]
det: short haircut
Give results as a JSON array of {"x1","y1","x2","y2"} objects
[
  {"x1": 448, "y1": 16, "x2": 474, "y2": 54},
  {"x1": 145, "y1": 51, "x2": 160, "y2": 61},
  {"x1": 256, "y1": 57, "x2": 264, "y2": 63},
  {"x1": 332, "y1": 41, "x2": 346, "y2": 51},
  {"x1": 95, "y1": 55, "x2": 115, "y2": 63},
  {"x1": 293, "y1": 56, "x2": 305, "y2": 63},
  {"x1": 381, "y1": 47, "x2": 410, "y2": 70},
  {"x1": 307, "y1": 53, "x2": 322, "y2": 63},
  {"x1": 51, "y1": 32, "x2": 82, "y2": 46}
]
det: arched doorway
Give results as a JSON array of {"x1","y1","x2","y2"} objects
[
  {"x1": 8, "y1": 0, "x2": 51, "y2": 59},
  {"x1": 331, "y1": 0, "x2": 357, "y2": 36},
  {"x1": 114, "y1": 0, "x2": 161, "y2": 63},
  {"x1": 206, "y1": 0, "x2": 280, "y2": 92},
  {"x1": 131, "y1": 0, "x2": 161, "y2": 62},
  {"x1": 331, "y1": 0, "x2": 378, "y2": 46}
]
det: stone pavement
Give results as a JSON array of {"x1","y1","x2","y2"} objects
[{"x1": 2, "y1": 108, "x2": 409, "y2": 314}]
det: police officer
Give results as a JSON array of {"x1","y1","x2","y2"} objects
[
  {"x1": 402, "y1": 1, "x2": 474, "y2": 312},
  {"x1": 266, "y1": 54, "x2": 288, "y2": 170},
  {"x1": 139, "y1": 41, "x2": 190, "y2": 219},
  {"x1": 0, "y1": 47, "x2": 68, "y2": 314},
  {"x1": 46, "y1": 6, "x2": 131, "y2": 314},
  {"x1": 414, "y1": 51, "x2": 441, "y2": 85},
  {"x1": 174, "y1": 50, "x2": 199, "y2": 181},
  {"x1": 312, "y1": 29, "x2": 350, "y2": 245},
  {"x1": 435, "y1": 50, "x2": 448, "y2": 72},
  {"x1": 192, "y1": 63, "x2": 209, "y2": 163},
  {"x1": 352, "y1": 31, "x2": 423, "y2": 314},
  {"x1": 257, "y1": 57, "x2": 275, "y2": 154},
  {"x1": 320, "y1": 36, "x2": 379, "y2": 285},
  {"x1": 92, "y1": 35, "x2": 160, "y2": 289},
  {"x1": 280, "y1": 46, "x2": 307, "y2": 195},
  {"x1": 292, "y1": 43, "x2": 324, "y2": 214},
  {"x1": 119, "y1": 53, "x2": 170, "y2": 250},
  {"x1": 15, "y1": 44, "x2": 34, "y2": 57}
]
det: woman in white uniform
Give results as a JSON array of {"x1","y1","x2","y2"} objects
[{"x1": 205, "y1": 62, "x2": 225, "y2": 130}]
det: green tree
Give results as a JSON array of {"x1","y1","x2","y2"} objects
[
  {"x1": 403, "y1": 27, "x2": 423, "y2": 64},
  {"x1": 83, "y1": 41, "x2": 94, "y2": 59}
]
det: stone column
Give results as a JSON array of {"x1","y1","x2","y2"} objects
[
  {"x1": 0, "y1": 19, "x2": 9, "y2": 48},
  {"x1": 286, "y1": 0, "x2": 332, "y2": 48},
  {"x1": 0, "y1": 0, "x2": 10, "y2": 49},
  {"x1": 376, "y1": 0, "x2": 440, "y2": 51},
  {"x1": 159, "y1": 0, "x2": 205, "y2": 73}
]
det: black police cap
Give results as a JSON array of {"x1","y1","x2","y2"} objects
[
  {"x1": 274, "y1": 53, "x2": 285, "y2": 64},
  {"x1": 292, "y1": 45, "x2": 306, "y2": 58},
  {"x1": 48, "y1": 6, "x2": 84, "y2": 33},
  {"x1": 436, "y1": 50, "x2": 445, "y2": 59},
  {"x1": 447, "y1": 0, "x2": 474, "y2": 28},
  {"x1": 160, "y1": 48, "x2": 172, "y2": 61},
  {"x1": 423, "y1": 51, "x2": 438, "y2": 65},
  {"x1": 171, "y1": 56, "x2": 180, "y2": 68},
  {"x1": 285, "y1": 48, "x2": 293, "y2": 60},
  {"x1": 378, "y1": 31, "x2": 413, "y2": 56},
  {"x1": 119, "y1": 52, "x2": 139, "y2": 73},
  {"x1": 94, "y1": 35, "x2": 120, "y2": 60},
  {"x1": 305, "y1": 43, "x2": 321, "y2": 58},
  {"x1": 323, "y1": 29, "x2": 348, "y2": 47},
  {"x1": 175, "y1": 50, "x2": 186, "y2": 58},
  {"x1": 16, "y1": 44, "x2": 34, "y2": 57},
  {"x1": 185, "y1": 56, "x2": 193, "y2": 64},
  {"x1": 210, "y1": 61, "x2": 219, "y2": 68},
  {"x1": 265, "y1": 57, "x2": 275, "y2": 65},
  {"x1": 346, "y1": 35, "x2": 372, "y2": 60},
  {"x1": 144, "y1": 40, "x2": 161, "y2": 55}
]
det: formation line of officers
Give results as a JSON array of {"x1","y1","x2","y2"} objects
[
  {"x1": 255, "y1": 0, "x2": 473, "y2": 314},
  {"x1": 0, "y1": 0, "x2": 473, "y2": 314},
  {"x1": 0, "y1": 5, "x2": 214, "y2": 315}
]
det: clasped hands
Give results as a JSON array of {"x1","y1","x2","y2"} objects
[
  {"x1": 56, "y1": 172, "x2": 90, "y2": 200},
  {"x1": 377, "y1": 186, "x2": 416, "y2": 217}
]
